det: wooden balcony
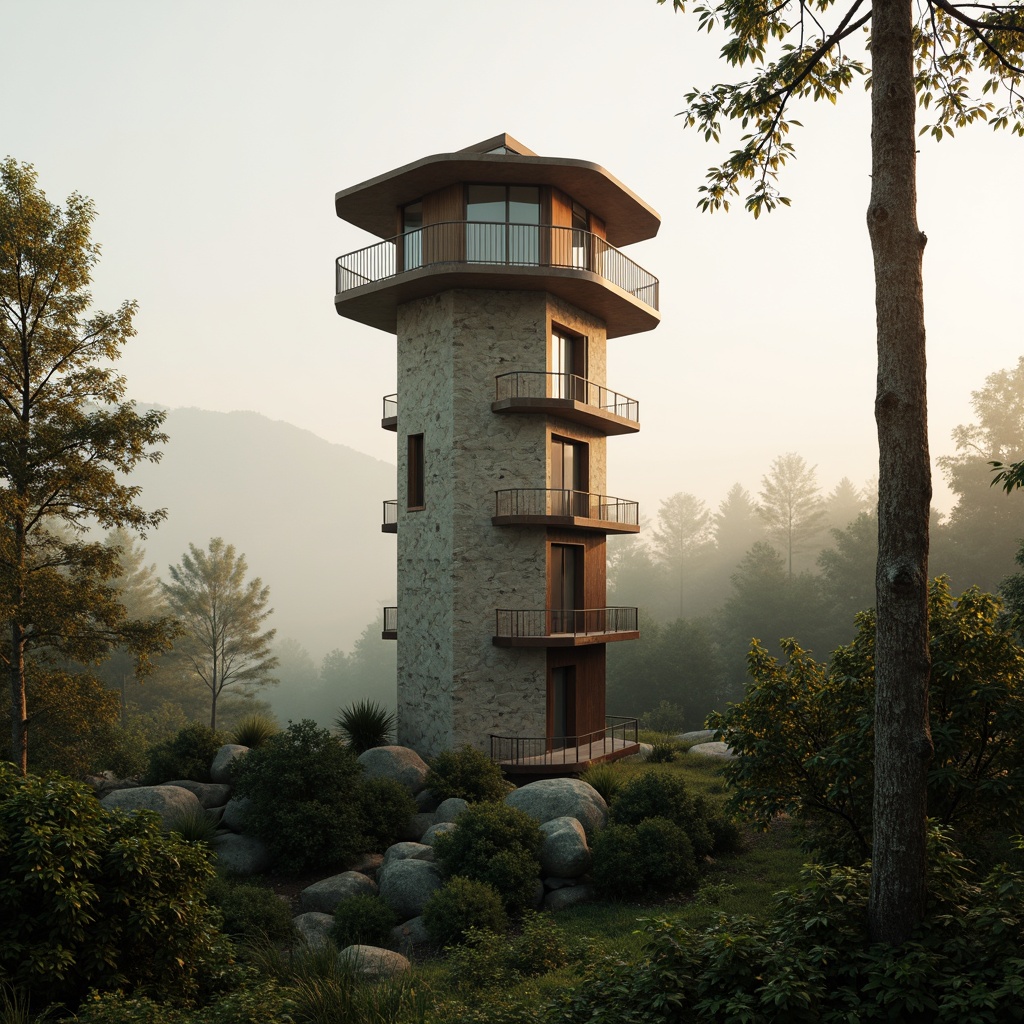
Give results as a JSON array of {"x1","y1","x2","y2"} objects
[
  {"x1": 382, "y1": 606, "x2": 397, "y2": 640},
  {"x1": 335, "y1": 222, "x2": 659, "y2": 339},
  {"x1": 491, "y1": 717, "x2": 640, "y2": 774},
  {"x1": 381, "y1": 393, "x2": 397, "y2": 431},
  {"x1": 382, "y1": 499, "x2": 397, "y2": 533},
  {"x1": 493, "y1": 607, "x2": 639, "y2": 647},
  {"x1": 493, "y1": 489, "x2": 639, "y2": 534},
  {"x1": 493, "y1": 372, "x2": 639, "y2": 435}
]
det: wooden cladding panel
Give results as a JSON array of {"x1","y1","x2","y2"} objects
[
  {"x1": 546, "y1": 530, "x2": 607, "y2": 609},
  {"x1": 547, "y1": 646, "x2": 606, "y2": 738},
  {"x1": 590, "y1": 214, "x2": 606, "y2": 241},
  {"x1": 423, "y1": 184, "x2": 464, "y2": 263},
  {"x1": 550, "y1": 188, "x2": 573, "y2": 267}
]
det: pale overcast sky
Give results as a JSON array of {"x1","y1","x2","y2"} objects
[{"x1": 4, "y1": 0, "x2": 1022, "y2": 518}]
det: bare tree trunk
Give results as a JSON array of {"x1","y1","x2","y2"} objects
[
  {"x1": 9, "y1": 624, "x2": 27, "y2": 775},
  {"x1": 867, "y1": 0, "x2": 934, "y2": 944}
]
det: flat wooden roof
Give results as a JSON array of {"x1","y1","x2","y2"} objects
[{"x1": 335, "y1": 135, "x2": 660, "y2": 248}]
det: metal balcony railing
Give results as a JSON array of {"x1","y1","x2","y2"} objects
[
  {"x1": 382, "y1": 393, "x2": 397, "y2": 420},
  {"x1": 495, "y1": 607, "x2": 639, "y2": 639},
  {"x1": 490, "y1": 717, "x2": 639, "y2": 766},
  {"x1": 336, "y1": 222, "x2": 659, "y2": 309},
  {"x1": 494, "y1": 372, "x2": 639, "y2": 423},
  {"x1": 382, "y1": 607, "x2": 397, "y2": 638},
  {"x1": 382, "y1": 499, "x2": 397, "y2": 531},
  {"x1": 494, "y1": 489, "x2": 638, "y2": 526}
]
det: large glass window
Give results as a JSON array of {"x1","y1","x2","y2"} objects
[
  {"x1": 550, "y1": 328, "x2": 588, "y2": 401},
  {"x1": 550, "y1": 544, "x2": 583, "y2": 633},
  {"x1": 551, "y1": 436, "x2": 588, "y2": 517},
  {"x1": 466, "y1": 185, "x2": 539, "y2": 265}
]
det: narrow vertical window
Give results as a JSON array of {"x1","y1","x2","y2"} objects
[{"x1": 407, "y1": 433, "x2": 425, "y2": 510}]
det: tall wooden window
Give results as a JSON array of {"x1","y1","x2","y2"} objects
[
  {"x1": 407, "y1": 433, "x2": 425, "y2": 510},
  {"x1": 550, "y1": 327, "x2": 587, "y2": 401}
]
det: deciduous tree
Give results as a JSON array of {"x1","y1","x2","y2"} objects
[
  {"x1": 657, "y1": 0, "x2": 1024, "y2": 942},
  {"x1": 163, "y1": 537, "x2": 278, "y2": 730},
  {"x1": 0, "y1": 159, "x2": 171, "y2": 774}
]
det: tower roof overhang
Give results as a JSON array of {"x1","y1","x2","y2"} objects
[{"x1": 335, "y1": 135, "x2": 661, "y2": 248}]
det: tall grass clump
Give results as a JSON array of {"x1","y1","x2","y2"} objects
[
  {"x1": 580, "y1": 763, "x2": 624, "y2": 804},
  {"x1": 230, "y1": 712, "x2": 278, "y2": 748}
]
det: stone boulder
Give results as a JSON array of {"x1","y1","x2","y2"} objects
[
  {"x1": 677, "y1": 729, "x2": 716, "y2": 745},
  {"x1": 357, "y1": 746, "x2": 429, "y2": 794},
  {"x1": 383, "y1": 842, "x2": 435, "y2": 867},
  {"x1": 420, "y1": 821, "x2": 457, "y2": 846},
  {"x1": 211, "y1": 744, "x2": 249, "y2": 784},
  {"x1": 415, "y1": 789, "x2": 440, "y2": 813},
  {"x1": 294, "y1": 912, "x2": 334, "y2": 949},
  {"x1": 390, "y1": 915, "x2": 431, "y2": 956},
  {"x1": 164, "y1": 780, "x2": 232, "y2": 808},
  {"x1": 688, "y1": 741, "x2": 735, "y2": 760},
  {"x1": 338, "y1": 945, "x2": 411, "y2": 979},
  {"x1": 212, "y1": 832, "x2": 272, "y2": 875},
  {"x1": 84, "y1": 772, "x2": 140, "y2": 799},
  {"x1": 100, "y1": 785, "x2": 203, "y2": 829},
  {"x1": 221, "y1": 795, "x2": 252, "y2": 833},
  {"x1": 377, "y1": 858, "x2": 443, "y2": 920},
  {"x1": 434, "y1": 797, "x2": 469, "y2": 823},
  {"x1": 539, "y1": 816, "x2": 591, "y2": 878},
  {"x1": 300, "y1": 871, "x2": 379, "y2": 914},
  {"x1": 544, "y1": 883, "x2": 596, "y2": 912},
  {"x1": 505, "y1": 778, "x2": 608, "y2": 839}
]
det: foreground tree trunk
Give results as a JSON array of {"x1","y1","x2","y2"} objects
[{"x1": 867, "y1": 0, "x2": 934, "y2": 943}]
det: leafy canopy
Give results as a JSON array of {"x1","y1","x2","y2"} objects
[{"x1": 658, "y1": 0, "x2": 1024, "y2": 215}]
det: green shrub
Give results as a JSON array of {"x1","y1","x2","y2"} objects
[
  {"x1": 329, "y1": 894, "x2": 398, "y2": 949},
  {"x1": 646, "y1": 737, "x2": 680, "y2": 763},
  {"x1": 354, "y1": 776, "x2": 416, "y2": 849},
  {"x1": 424, "y1": 745, "x2": 510, "y2": 803},
  {"x1": 580, "y1": 763, "x2": 624, "y2": 804},
  {"x1": 557, "y1": 829, "x2": 1024, "y2": 1024},
  {"x1": 444, "y1": 912, "x2": 570, "y2": 993},
  {"x1": 591, "y1": 818, "x2": 698, "y2": 899},
  {"x1": 65, "y1": 980, "x2": 296, "y2": 1024},
  {"x1": 0, "y1": 763, "x2": 219, "y2": 1008},
  {"x1": 609, "y1": 770, "x2": 717, "y2": 859},
  {"x1": 142, "y1": 722, "x2": 226, "y2": 785},
  {"x1": 712, "y1": 579, "x2": 1024, "y2": 863},
  {"x1": 423, "y1": 877, "x2": 508, "y2": 947},
  {"x1": 432, "y1": 803, "x2": 543, "y2": 911},
  {"x1": 206, "y1": 877, "x2": 294, "y2": 942},
  {"x1": 230, "y1": 713, "x2": 278, "y2": 749},
  {"x1": 232, "y1": 720, "x2": 369, "y2": 874},
  {"x1": 334, "y1": 699, "x2": 396, "y2": 754}
]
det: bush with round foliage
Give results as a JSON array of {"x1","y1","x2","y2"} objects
[
  {"x1": 206, "y1": 877, "x2": 294, "y2": 942},
  {"x1": 354, "y1": 776, "x2": 416, "y2": 849},
  {"x1": 334, "y1": 699, "x2": 396, "y2": 754},
  {"x1": 142, "y1": 722, "x2": 226, "y2": 785},
  {"x1": 432, "y1": 802, "x2": 543, "y2": 911},
  {"x1": 231, "y1": 720, "x2": 368, "y2": 873},
  {"x1": 424, "y1": 745, "x2": 510, "y2": 803},
  {"x1": 422, "y1": 877, "x2": 508, "y2": 947},
  {"x1": 0, "y1": 763, "x2": 220, "y2": 1008},
  {"x1": 609, "y1": 770, "x2": 717, "y2": 858},
  {"x1": 329, "y1": 894, "x2": 398, "y2": 949},
  {"x1": 592, "y1": 818, "x2": 699, "y2": 899}
]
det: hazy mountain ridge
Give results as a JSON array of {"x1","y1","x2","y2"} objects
[{"x1": 129, "y1": 407, "x2": 397, "y2": 661}]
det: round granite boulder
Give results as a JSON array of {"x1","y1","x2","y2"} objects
[
  {"x1": 505, "y1": 778, "x2": 608, "y2": 839},
  {"x1": 539, "y1": 816, "x2": 591, "y2": 878},
  {"x1": 357, "y1": 746, "x2": 429, "y2": 794},
  {"x1": 163, "y1": 780, "x2": 232, "y2": 808},
  {"x1": 293, "y1": 912, "x2": 334, "y2": 949},
  {"x1": 210, "y1": 744, "x2": 249, "y2": 784},
  {"x1": 338, "y1": 945, "x2": 411, "y2": 979},
  {"x1": 100, "y1": 785, "x2": 203, "y2": 829},
  {"x1": 300, "y1": 871, "x2": 379, "y2": 914},
  {"x1": 212, "y1": 832, "x2": 272, "y2": 875},
  {"x1": 377, "y1": 858, "x2": 443, "y2": 920}
]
